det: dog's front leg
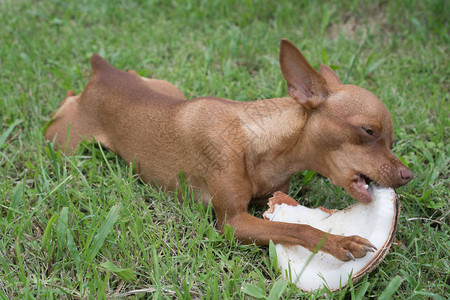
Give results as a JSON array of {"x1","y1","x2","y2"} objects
[{"x1": 210, "y1": 176, "x2": 376, "y2": 262}]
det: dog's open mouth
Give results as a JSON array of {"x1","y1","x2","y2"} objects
[{"x1": 350, "y1": 173, "x2": 376, "y2": 203}]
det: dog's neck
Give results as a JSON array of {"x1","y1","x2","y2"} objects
[
  {"x1": 238, "y1": 97, "x2": 314, "y2": 193},
  {"x1": 239, "y1": 97, "x2": 307, "y2": 154}
]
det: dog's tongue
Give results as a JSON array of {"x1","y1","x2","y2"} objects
[{"x1": 351, "y1": 179, "x2": 372, "y2": 203}]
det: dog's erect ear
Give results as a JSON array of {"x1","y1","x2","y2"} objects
[
  {"x1": 280, "y1": 39, "x2": 329, "y2": 109},
  {"x1": 319, "y1": 64, "x2": 342, "y2": 87},
  {"x1": 90, "y1": 54, "x2": 114, "y2": 74}
]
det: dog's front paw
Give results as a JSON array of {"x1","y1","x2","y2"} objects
[{"x1": 332, "y1": 235, "x2": 377, "y2": 261}]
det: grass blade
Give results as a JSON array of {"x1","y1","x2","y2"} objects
[
  {"x1": 41, "y1": 214, "x2": 58, "y2": 251},
  {"x1": 56, "y1": 207, "x2": 81, "y2": 269},
  {"x1": 269, "y1": 240, "x2": 278, "y2": 272},
  {"x1": 100, "y1": 261, "x2": 136, "y2": 281},
  {"x1": 242, "y1": 284, "x2": 266, "y2": 299},
  {"x1": 344, "y1": 40, "x2": 365, "y2": 84},
  {"x1": 15, "y1": 238, "x2": 26, "y2": 283},
  {"x1": 267, "y1": 277, "x2": 288, "y2": 300},
  {"x1": 66, "y1": 225, "x2": 81, "y2": 270},
  {"x1": 0, "y1": 120, "x2": 21, "y2": 148},
  {"x1": 87, "y1": 205, "x2": 120, "y2": 263},
  {"x1": 379, "y1": 276, "x2": 404, "y2": 300},
  {"x1": 355, "y1": 281, "x2": 370, "y2": 300},
  {"x1": 7, "y1": 182, "x2": 24, "y2": 222},
  {"x1": 367, "y1": 58, "x2": 386, "y2": 74},
  {"x1": 57, "y1": 207, "x2": 69, "y2": 250}
]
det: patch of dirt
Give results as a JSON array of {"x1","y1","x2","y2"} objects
[{"x1": 328, "y1": 3, "x2": 389, "y2": 40}]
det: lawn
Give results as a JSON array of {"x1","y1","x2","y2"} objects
[{"x1": 0, "y1": 0, "x2": 448, "y2": 298}]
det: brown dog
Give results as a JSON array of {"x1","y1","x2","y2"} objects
[{"x1": 45, "y1": 39, "x2": 413, "y2": 261}]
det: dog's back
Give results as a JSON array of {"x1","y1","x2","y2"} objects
[{"x1": 45, "y1": 55, "x2": 188, "y2": 182}]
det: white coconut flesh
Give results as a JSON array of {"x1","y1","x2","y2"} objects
[{"x1": 263, "y1": 185, "x2": 399, "y2": 292}]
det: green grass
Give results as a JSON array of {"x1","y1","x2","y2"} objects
[{"x1": 0, "y1": 0, "x2": 448, "y2": 298}]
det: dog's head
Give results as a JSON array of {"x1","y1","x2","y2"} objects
[{"x1": 279, "y1": 39, "x2": 413, "y2": 203}]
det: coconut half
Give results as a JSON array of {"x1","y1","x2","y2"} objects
[{"x1": 263, "y1": 185, "x2": 399, "y2": 292}]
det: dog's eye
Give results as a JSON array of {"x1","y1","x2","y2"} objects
[{"x1": 362, "y1": 127, "x2": 374, "y2": 136}]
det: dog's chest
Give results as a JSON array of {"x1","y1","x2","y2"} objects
[{"x1": 251, "y1": 170, "x2": 291, "y2": 198}]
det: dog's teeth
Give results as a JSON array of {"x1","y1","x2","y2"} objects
[{"x1": 364, "y1": 184, "x2": 369, "y2": 190}]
